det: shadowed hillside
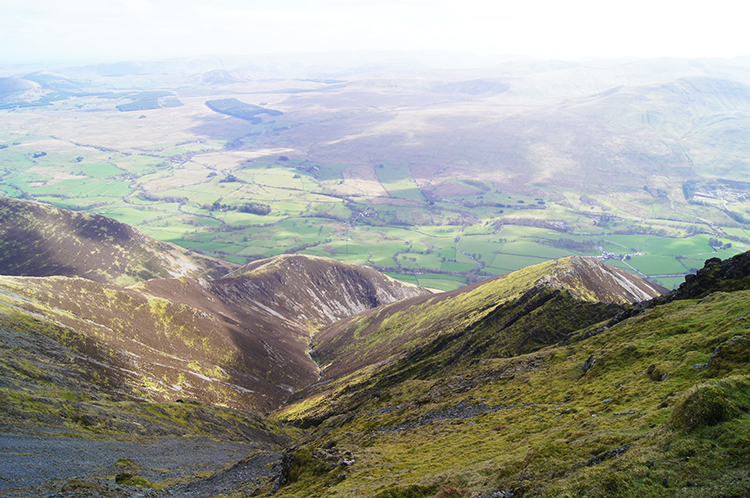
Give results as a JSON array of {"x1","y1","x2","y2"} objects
[
  {"x1": 0, "y1": 258, "x2": 429, "y2": 415},
  {"x1": 0, "y1": 197, "x2": 236, "y2": 285},
  {"x1": 3, "y1": 197, "x2": 750, "y2": 496}
]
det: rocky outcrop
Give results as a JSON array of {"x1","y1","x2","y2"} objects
[
  {"x1": 674, "y1": 252, "x2": 750, "y2": 299},
  {"x1": 608, "y1": 251, "x2": 750, "y2": 327},
  {"x1": 535, "y1": 256, "x2": 666, "y2": 304}
]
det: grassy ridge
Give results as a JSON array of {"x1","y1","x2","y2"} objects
[
  {"x1": 274, "y1": 259, "x2": 750, "y2": 497},
  {"x1": 304, "y1": 257, "x2": 661, "y2": 390}
]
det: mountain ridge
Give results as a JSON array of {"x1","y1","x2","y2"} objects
[
  {"x1": 270, "y1": 250, "x2": 750, "y2": 498},
  {"x1": 5, "y1": 198, "x2": 750, "y2": 497},
  {"x1": 0, "y1": 197, "x2": 236, "y2": 285},
  {"x1": 0, "y1": 200, "x2": 432, "y2": 413},
  {"x1": 0, "y1": 200, "x2": 663, "y2": 420},
  {"x1": 0, "y1": 254, "x2": 430, "y2": 413},
  {"x1": 301, "y1": 256, "x2": 665, "y2": 387}
]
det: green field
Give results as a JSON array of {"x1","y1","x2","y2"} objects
[
  {"x1": 3, "y1": 93, "x2": 749, "y2": 292},
  {"x1": 374, "y1": 163, "x2": 424, "y2": 200}
]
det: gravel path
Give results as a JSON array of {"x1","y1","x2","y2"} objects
[{"x1": 0, "y1": 431, "x2": 261, "y2": 497}]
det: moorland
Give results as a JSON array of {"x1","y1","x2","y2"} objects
[{"x1": 2, "y1": 53, "x2": 750, "y2": 290}]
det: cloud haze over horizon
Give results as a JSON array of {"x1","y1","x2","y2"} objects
[{"x1": 1, "y1": 0, "x2": 748, "y2": 65}]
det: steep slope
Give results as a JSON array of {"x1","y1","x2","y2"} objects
[
  {"x1": 0, "y1": 197, "x2": 235, "y2": 285},
  {"x1": 273, "y1": 253, "x2": 750, "y2": 498},
  {"x1": 304, "y1": 256, "x2": 664, "y2": 384},
  {"x1": 220, "y1": 254, "x2": 432, "y2": 326},
  {"x1": 0, "y1": 254, "x2": 429, "y2": 415},
  {"x1": 609, "y1": 250, "x2": 750, "y2": 327}
]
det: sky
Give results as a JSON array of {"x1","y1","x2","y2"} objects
[{"x1": 1, "y1": 0, "x2": 749, "y2": 65}]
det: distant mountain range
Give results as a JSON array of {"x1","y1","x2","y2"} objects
[{"x1": 24, "y1": 52, "x2": 747, "y2": 189}]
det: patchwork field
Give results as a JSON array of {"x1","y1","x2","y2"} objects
[{"x1": 2, "y1": 59, "x2": 750, "y2": 289}]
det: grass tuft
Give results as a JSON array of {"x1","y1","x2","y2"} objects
[
  {"x1": 373, "y1": 484, "x2": 439, "y2": 498},
  {"x1": 434, "y1": 485, "x2": 469, "y2": 498},
  {"x1": 670, "y1": 375, "x2": 750, "y2": 432}
]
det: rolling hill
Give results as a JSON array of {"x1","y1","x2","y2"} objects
[{"x1": 4, "y1": 54, "x2": 750, "y2": 292}]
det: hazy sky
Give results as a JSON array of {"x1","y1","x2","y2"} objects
[{"x1": 1, "y1": 0, "x2": 748, "y2": 64}]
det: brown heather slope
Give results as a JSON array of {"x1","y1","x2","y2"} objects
[
  {"x1": 219, "y1": 254, "x2": 433, "y2": 325},
  {"x1": 0, "y1": 197, "x2": 236, "y2": 285},
  {"x1": 304, "y1": 256, "x2": 665, "y2": 387},
  {"x1": 0, "y1": 254, "x2": 429, "y2": 413}
]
